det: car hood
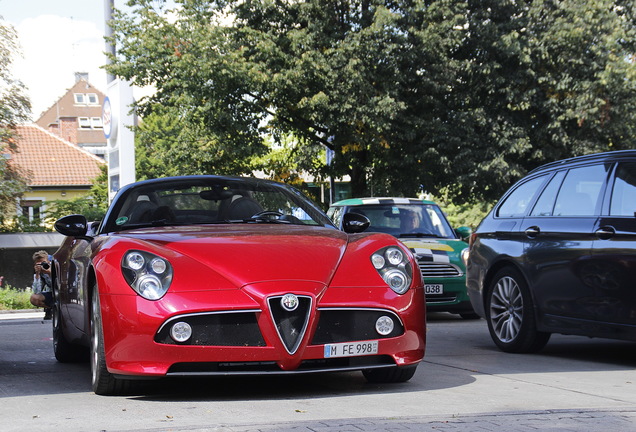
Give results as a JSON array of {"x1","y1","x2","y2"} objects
[
  {"x1": 399, "y1": 237, "x2": 467, "y2": 267},
  {"x1": 118, "y1": 224, "x2": 350, "y2": 288}
]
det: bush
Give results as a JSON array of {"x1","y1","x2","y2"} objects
[{"x1": 0, "y1": 285, "x2": 36, "y2": 310}]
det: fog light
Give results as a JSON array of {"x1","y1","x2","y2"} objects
[
  {"x1": 170, "y1": 321, "x2": 192, "y2": 343},
  {"x1": 375, "y1": 316, "x2": 394, "y2": 336}
]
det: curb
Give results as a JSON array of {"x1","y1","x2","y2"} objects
[{"x1": 0, "y1": 309, "x2": 42, "y2": 314}]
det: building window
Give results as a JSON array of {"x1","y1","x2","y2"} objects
[
  {"x1": 20, "y1": 200, "x2": 43, "y2": 222},
  {"x1": 78, "y1": 117, "x2": 91, "y2": 129},
  {"x1": 91, "y1": 117, "x2": 103, "y2": 129},
  {"x1": 74, "y1": 93, "x2": 100, "y2": 105},
  {"x1": 87, "y1": 93, "x2": 99, "y2": 105}
]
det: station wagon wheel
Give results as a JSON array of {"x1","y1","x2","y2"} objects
[
  {"x1": 52, "y1": 281, "x2": 87, "y2": 362},
  {"x1": 90, "y1": 287, "x2": 131, "y2": 395},
  {"x1": 486, "y1": 267, "x2": 550, "y2": 353},
  {"x1": 362, "y1": 365, "x2": 418, "y2": 383}
]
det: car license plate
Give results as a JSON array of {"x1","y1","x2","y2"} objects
[
  {"x1": 425, "y1": 284, "x2": 444, "y2": 294},
  {"x1": 324, "y1": 340, "x2": 379, "y2": 358}
]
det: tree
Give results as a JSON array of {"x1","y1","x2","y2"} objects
[
  {"x1": 444, "y1": 0, "x2": 636, "y2": 200},
  {"x1": 0, "y1": 17, "x2": 31, "y2": 219},
  {"x1": 108, "y1": 0, "x2": 464, "y2": 196},
  {"x1": 44, "y1": 165, "x2": 110, "y2": 224},
  {"x1": 107, "y1": 0, "x2": 636, "y2": 202}
]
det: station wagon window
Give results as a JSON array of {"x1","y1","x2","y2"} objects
[
  {"x1": 530, "y1": 171, "x2": 566, "y2": 216},
  {"x1": 497, "y1": 175, "x2": 548, "y2": 218},
  {"x1": 610, "y1": 163, "x2": 636, "y2": 216},
  {"x1": 553, "y1": 164, "x2": 606, "y2": 216}
]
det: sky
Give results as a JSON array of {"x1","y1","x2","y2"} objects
[{"x1": 1, "y1": 0, "x2": 118, "y2": 120}]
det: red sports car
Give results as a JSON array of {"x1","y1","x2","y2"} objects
[{"x1": 52, "y1": 176, "x2": 426, "y2": 395}]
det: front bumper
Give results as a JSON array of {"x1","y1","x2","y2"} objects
[
  {"x1": 99, "y1": 285, "x2": 426, "y2": 377},
  {"x1": 424, "y1": 277, "x2": 473, "y2": 313}
]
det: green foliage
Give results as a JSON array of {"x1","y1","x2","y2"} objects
[
  {"x1": 437, "y1": 195, "x2": 496, "y2": 231},
  {"x1": 0, "y1": 16, "x2": 31, "y2": 218},
  {"x1": 107, "y1": 0, "x2": 636, "y2": 203},
  {"x1": 0, "y1": 214, "x2": 49, "y2": 233},
  {"x1": 45, "y1": 165, "x2": 109, "y2": 223},
  {"x1": 0, "y1": 285, "x2": 35, "y2": 310}
]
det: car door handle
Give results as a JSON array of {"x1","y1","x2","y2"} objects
[
  {"x1": 595, "y1": 226, "x2": 615, "y2": 240},
  {"x1": 524, "y1": 226, "x2": 540, "y2": 238}
]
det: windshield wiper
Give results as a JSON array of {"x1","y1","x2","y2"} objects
[{"x1": 226, "y1": 217, "x2": 291, "y2": 224}]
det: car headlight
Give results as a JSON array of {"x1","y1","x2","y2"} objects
[
  {"x1": 371, "y1": 246, "x2": 413, "y2": 294},
  {"x1": 461, "y1": 247, "x2": 470, "y2": 266},
  {"x1": 121, "y1": 250, "x2": 173, "y2": 300}
]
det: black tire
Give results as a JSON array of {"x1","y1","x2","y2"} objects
[
  {"x1": 485, "y1": 267, "x2": 551, "y2": 353},
  {"x1": 90, "y1": 289, "x2": 131, "y2": 395},
  {"x1": 362, "y1": 365, "x2": 418, "y2": 383},
  {"x1": 52, "y1": 286, "x2": 88, "y2": 363}
]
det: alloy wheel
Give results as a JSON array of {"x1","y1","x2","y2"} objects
[{"x1": 489, "y1": 275, "x2": 523, "y2": 343}]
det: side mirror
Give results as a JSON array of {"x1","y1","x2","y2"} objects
[
  {"x1": 455, "y1": 226, "x2": 472, "y2": 242},
  {"x1": 55, "y1": 214, "x2": 89, "y2": 237},
  {"x1": 342, "y1": 212, "x2": 370, "y2": 234}
]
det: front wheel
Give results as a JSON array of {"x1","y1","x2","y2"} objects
[
  {"x1": 90, "y1": 289, "x2": 131, "y2": 395},
  {"x1": 362, "y1": 365, "x2": 418, "y2": 383},
  {"x1": 486, "y1": 267, "x2": 550, "y2": 353},
  {"x1": 52, "y1": 286, "x2": 87, "y2": 362}
]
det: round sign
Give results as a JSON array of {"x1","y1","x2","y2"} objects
[{"x1": 102, "y1": 96, "x2": 115, "y2": 139}]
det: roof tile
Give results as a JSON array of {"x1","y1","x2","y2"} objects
[{"x1": 11, "y1": 124, "x2": 106, "y2": 187}]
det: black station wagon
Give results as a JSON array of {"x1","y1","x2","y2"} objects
[{"x1": 466, "y1": 150, "x2": 636, "y2": 352}]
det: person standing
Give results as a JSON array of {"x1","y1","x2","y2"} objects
[{"x1": 30, "y1": 250, "x2": 53, "y2": 320}]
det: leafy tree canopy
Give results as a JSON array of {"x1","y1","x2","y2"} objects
[
  {"x1": 107, "y1": 0, "x2": 636, "y2": 202},
  {"x1": 0, "y1": 16, "x2": 31, "y2": 218}
]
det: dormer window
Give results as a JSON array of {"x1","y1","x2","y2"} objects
[{"x1": 74, "y1": 93, "x2": 100, "y2": 105}]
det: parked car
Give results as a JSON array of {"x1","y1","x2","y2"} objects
[
  {"x1": 466, "y1": 150, "x2": 636, "y2": 353},
  {"x1": 51, "y1": 176, "x2": 426, "y2": 395},
  {"x1": 328, "y1": 198, "x2": 476, "y2": 318}
]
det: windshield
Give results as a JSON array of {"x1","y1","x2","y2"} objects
[
  {"x1": 101, "y1": 177, "x2": 334, "y2": 233},
  {"x1": 347, "y1": 204, "x2": 456, "y2": 239}
]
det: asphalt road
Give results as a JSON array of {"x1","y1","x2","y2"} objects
[{"x1": 1, "y1": 310, "x2": 635, "y2": 431}]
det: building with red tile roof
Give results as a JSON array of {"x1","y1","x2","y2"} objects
[
  {"x1": 36, "y1": 73, "x2": 107, "y2": 158},
  {"x1": 9, "y1": 124, "x2": 105, "y2": 221}
]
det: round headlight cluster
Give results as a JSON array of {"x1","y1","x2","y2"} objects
[
  {"x1": 121, "y1": 250, "x2": 173, "y2": 300},
  {"x1": 371, "y1": 246, "x2": 413, "y2": 294}
]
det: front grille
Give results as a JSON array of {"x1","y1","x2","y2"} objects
[
  {"x1": 311, "y1": 308, "x2": 404, "y2": 345},
  {"x1": 155, "y1": 311, "x2": 265, "y2": 346},
  {"x1": 418, "y1": 261, "x2": 463, "y2": 278},
  {"x1": 425, "y1": 295, "x2": 458, "y2": 304},
  {"x1": 268, "y1": 295, "x2": 312, "y2": 354}
]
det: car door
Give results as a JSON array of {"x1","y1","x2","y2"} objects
[
  {"x1": 591, "y1": 160, "x2": 636, "y2": 326},
  {"x1": 522, "y1": 163, "x2": 609, "y2": 324}
]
